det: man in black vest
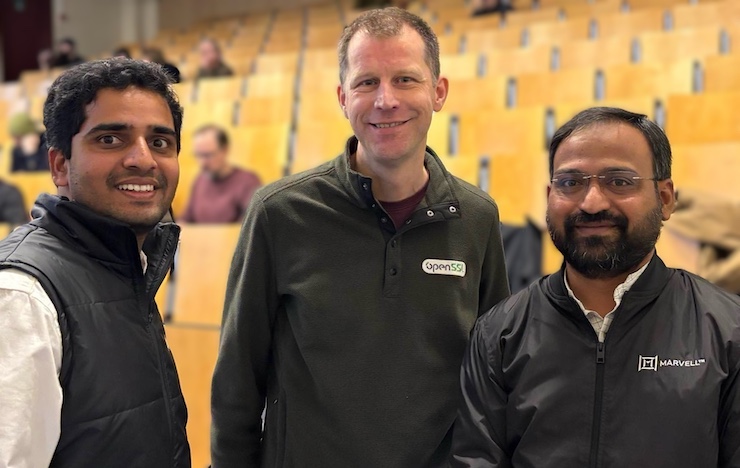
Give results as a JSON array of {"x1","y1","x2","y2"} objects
[{"x1": 0, "y1": 59, "x2": 190, "y2": 467}]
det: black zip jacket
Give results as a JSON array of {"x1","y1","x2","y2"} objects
[{"x1": 451, "y1": 255, "x2": 740, "y2": 468}]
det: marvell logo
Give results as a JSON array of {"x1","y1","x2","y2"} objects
[
  {"x1": 638, "y1": 355, "x2": 706, "y2": 372},
  {"x1": 422, "y1": 259, "x2": 466, "y2": 277}
]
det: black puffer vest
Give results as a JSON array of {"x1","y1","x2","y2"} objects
[{"x1": 0, "y1": 194, "x2": 190, "y2": 467}]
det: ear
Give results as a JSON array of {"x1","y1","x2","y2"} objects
[
  {"x1": 658, "y1": 178, "x2": 676, "y2": 221},
  {"x1": 49, "y1": 147, "x2": 69, "y2": 189},
  {"x1": 433, "y1": 76, "x2": 449, "y2": 112},
  {"x1": 337, "y1": 84, "x2": 348, "y2": 119}
]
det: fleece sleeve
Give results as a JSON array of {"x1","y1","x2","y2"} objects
[{"x1": 210, "y1": 192, "x2": 277, "y2": 468}]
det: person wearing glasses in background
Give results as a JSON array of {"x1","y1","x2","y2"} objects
[
  {"x1": 180, "y1": 124, "x2": 261, "y2": 224},
  {"x1": 451, "y1": 107, "x2": 740, "y2": 468}
]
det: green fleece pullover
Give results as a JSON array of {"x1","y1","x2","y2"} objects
[{"x1": 211, "y1": 138, "x2": 510, "y2": 467}]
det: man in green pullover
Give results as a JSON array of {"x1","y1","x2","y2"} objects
[{"x1": 211, "y1": 7, "x2": 510, "y2": 467}]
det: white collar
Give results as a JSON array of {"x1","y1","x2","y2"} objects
[{"x1": 564, "y1": 260, "x2": 650, "y2": 315}]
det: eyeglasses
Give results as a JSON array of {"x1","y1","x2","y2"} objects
[{"x1": 551, "y1": 171, "x2": 657, "y2": 197}]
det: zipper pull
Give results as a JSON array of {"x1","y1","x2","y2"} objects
[{"x1": 596, "y1": 342, "x2": 605, "y2": 364}]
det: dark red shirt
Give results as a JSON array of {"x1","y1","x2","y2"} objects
[
  {"x1": 180, "y1": 168, "x2": 261, "y2": 223},
  {"x1": 379, "y1": 180, "x2": 429, "y2": 229}
]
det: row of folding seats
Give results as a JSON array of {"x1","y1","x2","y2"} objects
[
  {"x1": 428, "y1": 0, "x2": 734, "y2": 33},
  {"x1": 457, "y1": 22, "x2": 734, "y2": 57}
]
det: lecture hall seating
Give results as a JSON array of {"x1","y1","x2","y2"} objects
[{"x1": 3, "y1": 2, "x2": 738, "y2": 465}]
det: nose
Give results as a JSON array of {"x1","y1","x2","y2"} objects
[
  {"x1": 124, "y1": 137, "x2": 157, "y2": 172},
  {"x1": 374, "y1": 82, "x2": 399, "y2": 110},
  {"x1": 579, "y1": 180, "x2": 611, "y2": 214}
]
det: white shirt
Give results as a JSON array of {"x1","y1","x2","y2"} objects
[
  {"x1": 0, "y1": 253, "x2": 147, "y2": 467},
  {"x1": 564, "y1": 262, "x2": 650, "y2": 343},
  {"x1": 0, "y1": 269, "x2": 62, "y2": 468}
]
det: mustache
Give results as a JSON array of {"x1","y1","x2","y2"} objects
[{"x1": 564, "y1": 210, "x2": 628, "y2": 230}]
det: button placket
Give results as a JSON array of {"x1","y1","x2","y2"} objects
[{"x1": 383, "y1": 235, "x2": 402, "y2": 297}]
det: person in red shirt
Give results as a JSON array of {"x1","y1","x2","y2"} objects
[{"x1": 180, "y1": 125, "x2": 261, "y2": 223}]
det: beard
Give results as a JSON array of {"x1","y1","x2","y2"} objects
[{"x1": 547, "y1": 203, "x2": 664, "y2": 280}]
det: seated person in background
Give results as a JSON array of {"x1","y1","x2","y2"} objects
[
  {"x1": 180, "y1": 125, "x2": 261, "y2": 223},
  {"x1": 37, "y1": 48, "x2": 53, "y2": 71},
  {"x1": 112, "y1": 47, "x2": 131, "y2": 59},
  {"x1": 9, "y1": 113, "x2": 49, "y2": 173},
  {"x1": 0, "y1": 178, "x2": 27, "y2": 227},
  {"x1": 472, "y1": 0, "x2": 514, "y2": 17},
  {"x1": 195, "y1": 38, "x2": 233, "y2": 79},
  {"x1": 51, "y1": 38, "x2": 85, "y2": 67},
  {"x1": 141, "y1": 47, "x2": 181, "y2": 83}
]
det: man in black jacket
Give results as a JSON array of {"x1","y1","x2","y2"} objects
[
  {"x1": 451, "y1": 107, "x2": 740, "y2": 468},
  {"x1": 0, "y1": 59, "x2": 190, "y2": 467}
]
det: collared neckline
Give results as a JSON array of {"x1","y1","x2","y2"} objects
[
  {"x1": 334, "y1": 136, "x2": 460, "y2": 213},
  {"x1": 564, "y1": 261, "x2": 650, "y2": 342},
  {"x1": 544, "y1": 253, "x2": 674, "y2": 339},
  {"x1": 564, "y1": 260, "x2": 650, "y2": 316}
]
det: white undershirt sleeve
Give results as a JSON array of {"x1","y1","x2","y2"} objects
[{"x1": 0, "y1": 269, "x2": 63, "y2": 468}]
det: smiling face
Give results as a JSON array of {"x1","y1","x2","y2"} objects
[
  {"x1": 337, "y1": 25, "x2": 448, "y2": 171},
  {"x1": 50, "y1": 87, "x2": 179, "y2": 242},
  {"x1": 546, "y1": 121, "x2": 675, "y2": 279}
]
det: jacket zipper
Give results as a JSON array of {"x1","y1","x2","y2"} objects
[
  {"x1": 589, "y1": 342, "x2": 606, "y2": 467},
  {"x1": 141, "y1": 251, "x2": 177, "y2": 464}
]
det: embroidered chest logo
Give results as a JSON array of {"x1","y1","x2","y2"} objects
[
  {"x1": 422, "y1": 259, "x2": 466, "y2": 278},
  {"x1": 637, "y1": 355, "x2": 706, "y2": 372}
]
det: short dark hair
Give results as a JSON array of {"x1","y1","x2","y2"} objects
[
  {"x1": 194, "y1": 124, "x2": 229, "y2": 150},
  {"x1": 549, "y1": 107, "x2": 671, "y2": 180},
  {"x1": 60, "y1": 37, "x2": 76, "y2": 48},
  {"x1": 338, "y1": 7, "x2": 440, "y2": 86},
  {"x1": 43, "y1": 58, "x2": 183, "y2": 159}
]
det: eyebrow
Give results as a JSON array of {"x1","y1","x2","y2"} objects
[
  {"x1": 554, "y1": 166, "x2": 638, "y2": 175},
  {"x1": 351, "y1": 68, "x2": 424, "y2": 82},
  {"x1": 85, "y1": 123, "x2": 129, "y2": 135},
  {"x1": 85, "y1": 122, "x2": 176, "y2": 137},
  {"x1": 397, "y1": 68, "x2": 424, "y2": 77},
  {"x1": 152, "y1": 126, "x2": 177, "y2": 137}
]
